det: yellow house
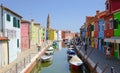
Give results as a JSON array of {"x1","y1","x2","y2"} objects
[
  {"x1": 0, "y1": 37, "x2": 9, "y2": 68},
  {"x1": 30, "y1": 19, "x2": 41, "y2": 46},
  {"x1": 48, "y1": 29, "x2": 56, "y2": 40}
]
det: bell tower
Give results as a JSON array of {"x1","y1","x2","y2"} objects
[{"x1": 47, "y1": 14, "x2": 50, "y2": 29}]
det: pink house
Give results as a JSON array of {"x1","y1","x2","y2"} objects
[{"x1": 21, "y1": 20, "x2": 30, "y2": 51}]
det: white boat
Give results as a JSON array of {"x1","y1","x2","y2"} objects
[
  {"x1": 41, "y1": 55, "x2": 53, "y2": 62},
  {"x1": 48, "y1": 46, "x2": 54, "y2": 51},
  {"x1": 69, "y1": 55, "x2": 83, "y2": 69},
  {"x1": 45, "y1": 50, "x2": 54, "y2": 55}
]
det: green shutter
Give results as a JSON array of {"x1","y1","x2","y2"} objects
[
  {"x1": 18, "y1": 20, "x2": 20, "y2": 28},
  {"x1": 13, "y1": 17, "x2": 16, "y2": 27},
  {"x1": 7, "y1": 14, "x2": 10, "y2": 21},
  {"x1": 17, "y1": 39, "x2": 19, "y2": 48}
]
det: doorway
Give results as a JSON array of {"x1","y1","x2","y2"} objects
[{"x1": 118, "y1": 43, "x2": 120, "y2": 59}]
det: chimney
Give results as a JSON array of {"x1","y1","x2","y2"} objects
[{"x1": 96, "y1": 10, "x2": 100, "y2": 15}]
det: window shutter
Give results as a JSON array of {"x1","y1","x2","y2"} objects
[
  {"x1": 7, "y1": 14, "x2": 11, "y2": 21},
  {"x1": 13, "y1": 17, "x2": 16, "y2": 27},
  {"x1": 17, "y1": 39, "x2": 19, "y2": 48}
]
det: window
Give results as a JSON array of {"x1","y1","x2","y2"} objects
[
  {"x1": 98, "y1": 25, "x2": 100, "y2": 31},
  {"x1": 91, "y1": 24, "x2": 94, "y2": 31},
  {"x1": 18, "y1": 20, "x2": 20, "y2": 28},
  {"x1": 6, "y1": 14, "x2": 11, "y2": 21},
  {"x1": 17, "y1": 39, "x2": 19, "y2": 48},
  {"x1": 102, "y1": 24, "x2": 104, "y2": 31},
  {"x1": 13, "y1": 17, "x2": 16, "y2": 27},
  {"x1": 109, "y1": 18, "x2": 113, "y2": 29},
  {"x1": 104, "y1": 21, "x2": 107, "y2": 30},
  {"x1": 106, "y1": 3, "x2": 109, "y2": 10},
  {"x1": 101, "y1": 39, "x2": 104, "y2": 45},
  {"x1": 113, "y1": 19, "x2": 118, "y2": 29}
]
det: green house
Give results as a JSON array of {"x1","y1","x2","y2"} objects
[{"x1": 113, "y1": 11, "x2": 120, "y2": 59}]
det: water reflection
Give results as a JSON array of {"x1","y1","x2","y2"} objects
[{"x1": 41, "y1": 61, "x2": 52, "y2": 68}]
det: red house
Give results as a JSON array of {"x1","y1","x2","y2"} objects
[
  {"x1": 106, "y1": 0, "x2": 120, "y2": 13},
  {"x1": 21, "y1": 20, "x2": 30, "y2": 51}
]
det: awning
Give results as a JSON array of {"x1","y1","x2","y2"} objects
[{"x1": 104, "y1": 37, "x2": 120, "y2": 43}]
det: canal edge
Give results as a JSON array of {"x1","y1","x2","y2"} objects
[
  {"x1": 20, "y1": 41, "x2": 53, "y2": 73},
  {"x1": 75, "y1": 47, "x2": 102, "y2": 73}
]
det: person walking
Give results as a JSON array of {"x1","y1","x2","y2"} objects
[{"x1": 106, "y1": 46, "x2": 111, "y2": 58}]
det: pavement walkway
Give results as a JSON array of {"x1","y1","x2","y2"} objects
[{"x1": 76, "y1": 45, "x2": 120, "y2": 73}]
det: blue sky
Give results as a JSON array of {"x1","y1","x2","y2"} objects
[{"x1": 0, "y1": 0, "x2": 105, "y2": 32}]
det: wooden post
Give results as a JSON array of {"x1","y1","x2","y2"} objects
[
  {"x1": 16, "y1": 63, "x2": 18, "y2": 73},
  {"x1": 91, "y1": 62, "x2": 98, "y2": 73}
]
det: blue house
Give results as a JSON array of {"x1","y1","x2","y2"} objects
[{"x1": 98, "y1": 19, "x2": 104, "y2": 52}]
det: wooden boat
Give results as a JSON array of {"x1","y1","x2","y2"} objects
[
  {"x1": 41, "y1": 55, "x2": 53, "y2": 62},
  {"x1": 69, "y1": 55, "x2": 83, "y2": 69}
]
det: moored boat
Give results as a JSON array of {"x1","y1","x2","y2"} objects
[
  {"x1": 67, "y1": 48, "x2": 76, "y2": 60},
  {"x1": 45, "y1": 50, "x2": 54, "y2": 55},
  {"x1": 41, "y1": 55, "x2": 53, "y2": 62},
  {"x1": 69, "y1": 55, "x2": 83, "y2": 69}
]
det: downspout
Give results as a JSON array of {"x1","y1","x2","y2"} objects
[
  {"x1": 1, "y1": 4, "x2": 4, "y2": 33},
  {"x1": 7, "y1": 39, "x2": 9, "y2": 64}
]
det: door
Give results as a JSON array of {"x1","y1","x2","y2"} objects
[
  {"x1": 118, "y1": 44, "x2": 120, "y2": 59},
  {"x1": 99, "y1": 39, "x2": 101, "y2": 51},
  {"x1": 0, "y1": 42, "x2": 5, "y2": 68}
]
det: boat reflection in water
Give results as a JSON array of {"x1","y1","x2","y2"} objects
[{"x1": 41, "y1": 61, "x2": 52, "y2": 68}]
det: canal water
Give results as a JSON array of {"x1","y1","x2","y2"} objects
[{"x1": 31, "y1": 42, "x2": 88, "y2": 73}]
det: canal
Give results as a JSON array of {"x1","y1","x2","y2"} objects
[{"x1": 31, "y1": 42, "x2": 89, "y2": 73}]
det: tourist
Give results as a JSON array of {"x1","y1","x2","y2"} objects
[{"x1": 106, "y1": 46, "x2": 111, "y2": 58}]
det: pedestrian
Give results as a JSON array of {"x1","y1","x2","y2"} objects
[{"x1": 106, "y1": 46, "x2": 111, "y2": 58}]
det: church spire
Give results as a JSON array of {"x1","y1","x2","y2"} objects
[{"x1": 47, "y1": 14, "x2": 50, "y2": 29}]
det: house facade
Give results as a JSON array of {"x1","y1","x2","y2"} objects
[
  {"x1": 98, "y1": 11, "x2": 107, "y2": 52},
  {"x1": 0, "y1": 37, "x2": 9, "y2": 68},
  {"x1": 21, "y1": 20, "x2": 30, "y2": 51},
  {"x1": 30, "y1": 19, "x2": 41, "y2": 47},
  {"x1": 0, "y1": 5, "x2": 22, "y2": 63}
]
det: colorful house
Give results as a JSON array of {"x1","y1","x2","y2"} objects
[
  {"x1": 0, "y1": 37, "x2": 9, "y2": 68},
  {"x1": 30, "y1": 19, "x2": 41, "y2": 46},
  {"x1": 41, "y1": 27, "x2": 46, "y2": 43},
  {"x1": 0, "y1": 5, "x2": 22, "y2": 63},
  {"x1": 21, "y1": 20, "x2": 30, "y2": 51},
  {"x1": 56, "y1": 30, "x2": 62, "y2": 41},
  {"x1": 80, "y1": 25, "x2": 86, "y2": 42},
  {"x1": 113, "y1": 11, "x2": 120, "y2": 59},
  {"x1": 104, "y1": 0, "x2": 120, "y2": 58},
  {"x1": 48, "y1": 29, "x2": 56, "y2": 40},
  {"x1": 98, "y1": 11, "x2": 107, "y2": 52},
  {"x1": 85, "y1": 16, "x2": 95, "y2": 45}
]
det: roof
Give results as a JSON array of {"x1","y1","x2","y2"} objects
[
  {"x1": 0, "y1": 37, "x2": 9, "y2": 41},
  {"x1": 21, "y1": 20, "x2": 30, "y2": 23},
  {"x1": 1, "y1": 5, "x2": 22, "y2": 18}
]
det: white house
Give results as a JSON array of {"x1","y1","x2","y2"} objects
[
  {"x1": 57, "y1": 30, "x2": 62, "y2": 41},
  {"x1": 0, "y1": 5, "x2": 22, "y2": 63}
]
